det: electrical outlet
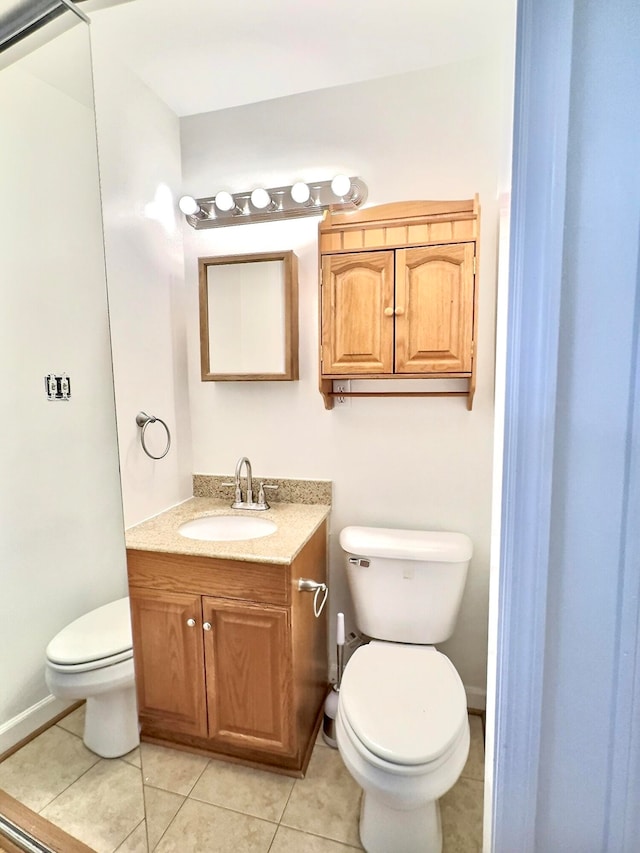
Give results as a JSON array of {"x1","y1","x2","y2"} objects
[
  {"x1": 44, "y1": 373, "x2": 71, "y2": 401},
  {"x1": 333, "y1": 379, "x2": 351, "y2": 406}
]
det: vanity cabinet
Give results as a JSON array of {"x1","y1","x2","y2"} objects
[
  {"x1": 319, "y1": 198, "x2": 480, "y2": 409},
  {"x1": 127, "y1": 520, "x2": 327, "y2": 776}
]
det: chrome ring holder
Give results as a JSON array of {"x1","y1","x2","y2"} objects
[{"x1": 136, "y1": 411, "x2": 171, "y2": 460}]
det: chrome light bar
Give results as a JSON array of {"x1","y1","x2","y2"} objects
[{"x1": 179, "y1": 176, "x2": 368, "y2": 229}]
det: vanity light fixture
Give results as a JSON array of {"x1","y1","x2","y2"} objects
[
  {"x1": 330, "y1": 174, "x2": 351, "y2": 198},
  {"x1": 178, "y1": 195, "x2": 209, "y2": 220},
  {"x1": 178, "y1": 195, "x2": 199, "y2": 215},
  {"x1": 290, "y1": 181, "x2": 312, "y2": 205},
  {"x1": 250, "y1": 188, "x2": 278, "y2": 211},
  {"x1": 214, "y1": 190, "x2": 244, "y2": 215},
  {"x1": 179, "y1": 175, "x2": 368, "y2": 229},
  {"x1": 331, "y1": 174, "x2": 366, "y2": 205}
]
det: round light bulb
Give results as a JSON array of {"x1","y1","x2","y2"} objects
[
  {"x1": 214, "y1": 191, "x2": 235, "y2": 212},
  {"x1": 178, "y1": 195, "x2": 199, "y2": 215},
  {"x1": 331, "y1": 174, "x2": 352, "y2": 198},
  {"x1": 291, "y1": 182, "x2": 311, "y2": 204},
  {"x1": 250, "y1": 188, "x2": 272, "y2": 209}
]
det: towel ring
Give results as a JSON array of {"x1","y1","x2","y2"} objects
[{"x1": 135, "y1": 411, "x2": 171, "y2": 460}]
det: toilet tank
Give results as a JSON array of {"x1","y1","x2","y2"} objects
[{"x1": 340, "y1": 526, "x2": 473, "y2": 644}]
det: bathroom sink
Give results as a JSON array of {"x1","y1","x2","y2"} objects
[{"x1": 178, "y1": 515, "x2": 277, "y2": 542}]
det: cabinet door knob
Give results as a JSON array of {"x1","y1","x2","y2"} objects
[
  {"x1": 186, "y1": 618, "x2": 196, "y2": 627},
  {"x1": 395, "y1": 306, "x2": 405, "y2": 316},
  {"x1": 203, "y1": 622, "x2": 212, "y2": 631},
  {"x1": 384, "y1": 307, "x2": 394, "y2": 317}
]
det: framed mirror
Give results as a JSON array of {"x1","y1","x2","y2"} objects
[{"x1": 198, "y1": 250, "x2": 299, "y2": 381}]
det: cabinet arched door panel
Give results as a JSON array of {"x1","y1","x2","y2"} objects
[
  {"x1": 321, "y1": 251, "x2": 394, "y2": 374},
  {"x1": 395, "y1": 243, "x2": 475, "y2": 373}
]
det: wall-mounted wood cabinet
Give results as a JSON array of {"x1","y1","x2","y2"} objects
[
  {"x1": 319, "y1": 198, "x2": 480, "y2": 409},
  {"x1": 127, "y1": 521, "x2": 327, "y2": 776}
]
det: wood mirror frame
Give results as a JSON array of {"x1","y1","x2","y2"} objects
[{"x1": 198, "y1": 250, "x2": 299, "y2": 381}]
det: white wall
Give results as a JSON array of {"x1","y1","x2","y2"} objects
[
  {"x1": 90, "y1": 28, "x2": 192, "y2": 528},
  {"x1": 180, "y1": 57, "x2": 503, "y2": 704},
  {"x1": 0, "y1": 24, "x2": 127, "y2": 745}
]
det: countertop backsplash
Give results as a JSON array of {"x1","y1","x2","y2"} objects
[{"x1": 193, "y1": 474, "x2": 332, "y2": 506}]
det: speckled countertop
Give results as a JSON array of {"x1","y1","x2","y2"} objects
[{"x1": 125, "y1": 497, "x2": 330, "y2": 565}]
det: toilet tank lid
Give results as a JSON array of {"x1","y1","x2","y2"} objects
[
  {"x1": 46, "y1": 597, "x2": 132, "y2": 666},
  {"x1": 339, "y1": 526, "x2": 473, "y2": 562}
]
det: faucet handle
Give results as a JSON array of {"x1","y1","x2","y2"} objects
[
  {"x1": 257, "y1": 482, "x2": 278, "y2": 509},
  {"x1": 222, "y1": 480, "x2": 243, "y2": 505}
]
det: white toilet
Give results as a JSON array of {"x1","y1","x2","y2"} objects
[
  {"x1": 45, "y1": 596, "x2": 139, "y2": 758},
  {"x1": 336, "y1": 526, "x2": 473, "y2": 853}
]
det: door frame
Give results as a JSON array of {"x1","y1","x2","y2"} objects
[{"x1": 490, "y1": 0, "x2": 640, "y2": 848}]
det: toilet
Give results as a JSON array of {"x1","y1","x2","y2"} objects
[
  {"x1": 45, "y1": 596, "x2": 139, "y2": 758},
  {"x1": 336, "y1": 526, "x2": 473, "y2": 853}
]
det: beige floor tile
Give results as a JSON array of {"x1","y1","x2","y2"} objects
[
  {"x1": 56, "y1": 704, "x2": 86, "y2": 738},
  {"x1": 270, "y1": 825, "x2": 363, "y2": 852},
  {"x1": 40, "y1": 758, "x2": 144, "y2": 853},
  {"x1": 144, "y1": 785, "x2": 184, "y2": 850},
  {"x1": 281, "y1": 746, "x2": 361, "y2": 847},
  {"x1": 115, "y1": 819, "x2": 148, "y2": 852},
  {"x1": 190, "y1": 757, "x2": 294, "y2": 822},
  {"x1": 140, "y1": 742, "x2": 208, "y2": 795},
  {"x1": 461, "y1": 714, "x2": 485, "y2": 782},
  {"x1": 122, "y1": 746, "x2": 142, "y2": 769},
  {"x1": 154, "y1": 798, "x2": 276, "y2": 853},
  {"x1": 441, "y1": 776, "x2": 484, "y2": 853},
  {"x1": 0, "y1": 725, "x2": 99, "y2": 811}
]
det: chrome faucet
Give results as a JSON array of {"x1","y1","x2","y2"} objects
[
  {"x1": 235, "y1": 456, "x2": 254, "y2": 506},
  {"x1": 222, "y1": 456, "x2": 278, "y2": 510}
]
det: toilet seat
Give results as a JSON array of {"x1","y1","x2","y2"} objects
[
  {"x1": 339, "y1": 642, "x2": 468, "y2": 767},
  {"x1": 46, "y1": 597, "x2": 133, "y2": 672},
  {"x1": 338, "y1": 703, "x2": 468, "y2": 780},
  {"x1": 46, "y1": 648, "x2": 133, "y2": 673}
]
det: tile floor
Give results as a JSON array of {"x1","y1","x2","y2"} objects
[{"x1": 0, "y1": 706, "x2": 484, "y2": 852}]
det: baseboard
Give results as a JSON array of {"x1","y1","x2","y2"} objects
[
  {"x1": 0, "y1": 695, "x2": 73, "y2": 755},
  {"x1": 465, "y1": 686, "x2": 487, "y2": 712}
]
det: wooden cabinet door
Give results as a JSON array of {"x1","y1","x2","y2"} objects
[
  {"x1": 395, "y1": 243, "x2": 475, "y2": 373},
  {"x1": 129, "y1": 587, "x2": 207, "y2": 737},
  {"x1": 203, "y1": 597, "x2": 294, "y2": 756},
  {"x1": 321, "y1": 251, "x2": 394, "y2": 374}
]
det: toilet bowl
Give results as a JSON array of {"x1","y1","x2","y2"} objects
[
  {"x1": 337, "y1": 526, "x2": 473, "y2": 853},
  {"x1": 45, "y1": 597, "x2": 139, "y2": 758},
  {"x1": 336, "y1": 642, "x2": 469, "y2": 853}
]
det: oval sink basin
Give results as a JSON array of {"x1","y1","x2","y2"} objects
[{"x1": 178, "y1": 515, "x2": 277, "y2": 542}]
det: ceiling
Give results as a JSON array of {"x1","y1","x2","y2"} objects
[{"x1": 90, "y1": 0, "x2": 512, "y2": 117}]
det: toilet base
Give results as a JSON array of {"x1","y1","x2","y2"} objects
[
  {"x1": 360, "y1": 791, "x2": 442, "y2": 853},
  {"x1": 84, "y1": 685, "x2": 139, "y2": 758}
]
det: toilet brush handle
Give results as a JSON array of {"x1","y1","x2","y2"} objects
[
  {"x1": 337, "y1": 644, "x2": 345, "y2": 689},
  {"x1": 336, "y1": 612, "x2": 345, "y2": 689}
]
